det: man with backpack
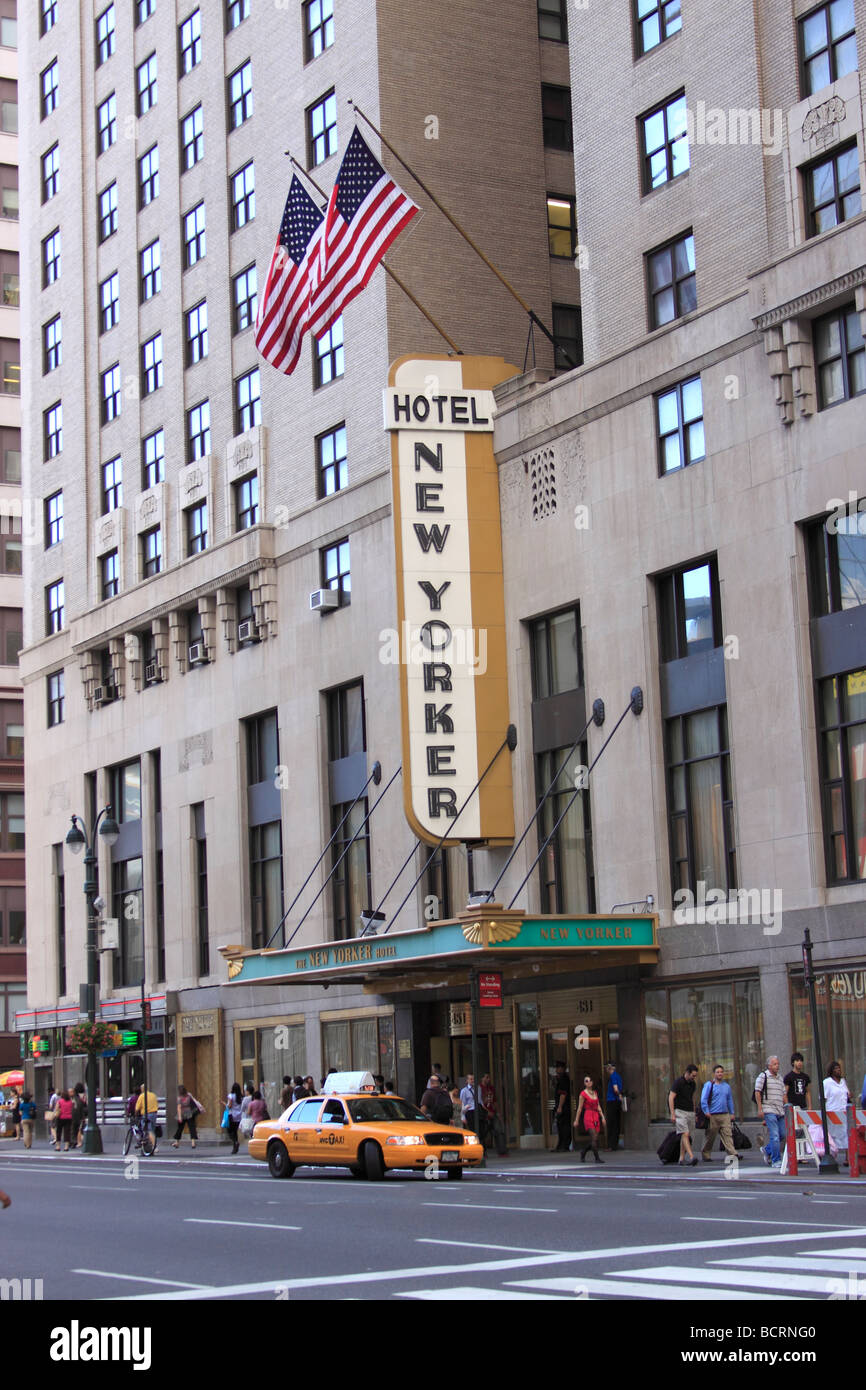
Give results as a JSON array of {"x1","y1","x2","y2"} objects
[
  {"x1": 420, "y1": 1075, "x2": 454, "y2": 1125},
  {"x1": 755, "y1": 1055, "x2": 786, "y2": 1167}
]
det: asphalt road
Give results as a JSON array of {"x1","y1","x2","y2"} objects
[{"x1": 2, "y1": 1149, "x2": 865, "y2": 1308}]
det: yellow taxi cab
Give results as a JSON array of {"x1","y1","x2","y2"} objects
[{"x1": 248, "y1": 1071, "x2": 483, "y2": 1181}]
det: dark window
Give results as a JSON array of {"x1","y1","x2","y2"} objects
[
  {"x1": 230, "y1": 161, "x2": 254, "y2": 228},
  {"x1": 45, "y1": 492, "x2": 63, "y2": 547},
  {"x1": 183, "y1": 202, "x2": 206, "y2": 266},
  {"x1": 0, "y1": 163, "x2": 17, "y2": 221},
  {"x1": 113, "y1": 856, "x2": 143, "y2": 988},
  {"x1": 186, "y1": 501, "x2": 207, "y2": 555},
  {"x1": 141, "y1": 526, "x2": 161, "y2": 577},
  {"x1": 101, "y1": 548, "x2": 119, "y2": 599},
  {"x1": 552, "y1": 304, "x2": 582, "y2": 371},
  {"x1": 137, "y1": 53, "x2": 158, "y2": 115},
  {"x1": 800, "y1": 0, "x2": 858, "y2": 96},
  {"x1": 139, "y1": 145, "x2": 159, "y2": 206},
  {"x1": 657, "y1": 376, "x2": 705, "y2": 473},
  {"x1": 0, "y1": 425, "x2": 18, "y2": 482},
  {"x1": 101, "y1": 365, "x2": 121, "y2": 424},
  {"x1": 327, "y1": 682, "x2": 370, "y2": 939},
  {"x1": 235, "y1": 367, "x2": 260, "y2": 431},
  {"x1": 96, "y1": 5, "x2": 115, "y2": 65},
  {"x1": 44, "y1": 402, "x2": 62, "y2": 459},
  {"x1": 0, "y1": 337, "x2": 18, "y2": 395},
  {"x1": 805, "y1": 142, "x2": 861, "y2": 236},
  {"x1": 250, "y1": 822, "x2": 284, "y2": 950},
  {"x1": 100, "y1": 272, "x2": 119, "y2": 332},
  {"x1": 140, "y1": 240, "x2": 160, "y2": 300},
  {"x1": 666, "y1": 707, "x2": 736, "y2": 896},
  {"x1": 137, "y1": 0, "x2": 155, "y2": 25},
  {"x1": 307, "y1": 90, "x2": 337, "y2": 166},
  {"x1": 0, "y1": 792, "x2": 24, "y2": 850},
  {"x1": 54, "y1": 843, "x2": 66, "y2": 994},
  {"x1": 0, "y1": 608, "x2": 21, "y2": 667},
  {"x1": 194, "y1": 803, "x2": 209, "y2": 975},
  {"x1": 234, "y1": 473, "x2": 258, "y2": 530},
  {"x1": 228, "y1": 60, "x2": 252, "y2": 128},
  {"x1": 317, "y1": 423, "x2": 347, "y2": 497},
  {"x1": 0, "y1": 528, "x2": 20, "y2": 576},
  {"x1": 141, "y1": 333, "x2": 163, "y2": 394},
  {"x1": 43, "y1": 228, "x2": 60, "y2": 285},
  {"x1": 814, "y1": 305, "x2": 866, "y2": 409},
  {"x1": 42, "y1": 144, "x2": 59, "y2": 202},
  {"x1": 99, "y1": 182, "x2": 117, "y2": 240},
  {"x1": 142, "y1": 428, "x2": 165, "y2": 488},
  {"x1": 41, "y1": 60, "x2": 59, "y2": 118},
  {"x1": 46, "y1": 580, "x2": 64, "y2": 634},
  {"x1": 181, "y1": 105, "x2": 203, "y2": 170},
  {"x1": 657, "y1": 558, "x2": 721, "y2": 662},
  {"x1": 227, "y1": 0, "x2": 249, "y2": 30},
  {"x1": 322, "y1": 538, "x2": 350, "y2": 605},
  {"x1": 538, "y1": 0, "x2": 567, "y2": 41},
  {"x1": 818, "y1": 670, "x2": 866, "y2": 882},
  {"x1": 179, "y1": 9, "x2": 201, "y2": 73},
  {"x1": 547, "y1": 195, "x2": 576, "y2": 258},
  {"x1": 101, "y1": 455, "x2": 122, "y2": 513},
  {"x1": 806, "y1": 506, "x2": 866, "y2": 617},
  {"x1": 647, "y1": 230, "x2": 696, "y2": 329},
  {"x1": 233, "y1": 264, "x2": 257, "y2": 332},
  {"x1": 314, "y1": 315, "x2": 343, "y2": 386},
  {"x1": 535, "y1": 745, "x2": 595, "y2": 913},
  {"x1": 43, "y1": 315, "x2": 62, "y2": 372},
  {"x1": 541, "y1": 85, "x2": 573, "y2": 151},
  {"x1": 421, "y1": 843, "x2": 451, "y2": 921},
  {"x1": 187, "y1": 400, "x2": 210, "y2": 460},
  {"x1": 635, "y1": 0, "x2": 682, "y2": 56},
  {"x1": 185, "y1": 301, "x2": 208, "y2": 365},
  {"x1": 97, "y1": 93, "x2": 117, "y2": 154},
  {"x1": 304, "y1": 0, "x2": 334, "y2": 60},
  {"x1": 641, "y1": 92, "x2": 689, "y2": 191},
  {"x1": 530, "y1": 609, "x2": 582, "y2": 698},
  {"x1": 48, "y1": 671, "x2": 64, "y2": 727}
]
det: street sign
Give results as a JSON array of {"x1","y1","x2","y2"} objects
[{"x1": 478, "y1": 972, "x2": 502, "y2": 1008}]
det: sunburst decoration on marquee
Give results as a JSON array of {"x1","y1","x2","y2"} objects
[{"x1": 461, "y1": 919, "x2": 522, "y2": 946}]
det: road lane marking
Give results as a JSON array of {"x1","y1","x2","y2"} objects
[
  {"x1": 185, "y1": 1218, "x2": 302, "y2": 1231},
  {"x1": 681, "y1": 1217, "x2": 854, "y2": 1227},
  {"x1": 613, "y1": 1265, "x2": 842, "y2": 1294},
  {"x1": 398, "y1": 1286, "x2": 574, "y2": 1300},
  {"x1": 715, "y1": 1255, "x2": 866, "y2": 1275},
  {"x1": 507, "y1": 1276, "x2": 796, "y2": 1301},
  {"x1": 73, "y1": 1269, "x2": 210, "y2": 1289},
  {"x1": 421, "y1": 1203, "x2": 558, "y2": 1214}
]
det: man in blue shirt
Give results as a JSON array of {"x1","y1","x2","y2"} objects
[
  {"x1": 605, "y1": 1063, "x2": 624, "y2": 1151},
  {"x1": 700, "y1": 1063, "x2": 737, "y2": 1162}
]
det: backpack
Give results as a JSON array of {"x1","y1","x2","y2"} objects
[
  {"x1": 431, "y1": 1090, "x2": 454, "y2": 1124},
  {"x1": 754, "y1": 1070, "x2": 770, "y2": 1107}
]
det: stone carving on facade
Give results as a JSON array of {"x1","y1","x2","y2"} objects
[
  {"x1": 801, "y1": 96, "x2": 846, "y2": 148},
  {"x1": 529, "y1": 447, "x2": 557, "y2": 521},
  {"x1": 180, "y1": 461, "x2": 207, "y2": 503},
  {"x1": 217, "y1": 586, "x2": 238, "y2": 654},
  {"x1": 108, "y1": 636, "x2": 125, "y2": 698},
  {"x1": 179, "y1": 731, "x2": 214, "y2": 772},
  {"x1": 198, "y1": 594, "x2": 217, "y2": 662},
  {"x1": 755, "y1": 269, "x2": 866, "y2": 425}
]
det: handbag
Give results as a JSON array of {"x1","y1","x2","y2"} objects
[
  {"x1": 240, "y1": 1115, "x2": 254, "y2": 1137},
  {"x1": 44, "y1": 1108, "x2": 58, "y2": 1123},
  {"x1": 221, "y1": 1106, "x2": 231, "y2": 1128},
  {"x1": 732, "y1": 1122, "x2": 752, "y2": 1151}
]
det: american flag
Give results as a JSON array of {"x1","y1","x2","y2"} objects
[{"x1": 254, "y1": 175, "x2": 325, "y2": 375}]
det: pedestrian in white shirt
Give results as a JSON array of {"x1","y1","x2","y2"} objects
[{"x1": 822, "y1": 1061, "x2": 851, "y2": 1161}]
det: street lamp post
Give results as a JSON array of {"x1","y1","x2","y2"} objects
[{"x1": 65, "y1": 805, "x2": 119, "y2": 1156}]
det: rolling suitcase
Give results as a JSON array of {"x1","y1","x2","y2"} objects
[{"x1": 657, "y1": 1129, "x2": 681, "y2": 1164}]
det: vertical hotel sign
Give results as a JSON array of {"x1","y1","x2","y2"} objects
[{"x1": 385, "y1": 355, "x2": 516, "y2": 845}]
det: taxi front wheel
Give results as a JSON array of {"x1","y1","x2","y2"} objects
[
  {"x1": 363, "y1": 1142, "x2": 385, "y2": 1181},
  {"x1": 268, "y1": 1142, "x2": 295, "y2": 1179}
]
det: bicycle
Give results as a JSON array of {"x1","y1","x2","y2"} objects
[{"x1": 122, "y1": 1115, "x2": 158, "y2": 1157}]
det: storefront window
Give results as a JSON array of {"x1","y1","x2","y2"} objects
[
  {"x1": 321, "y1": 1015, "x2": 393, "y2": 1080},
  {"x1": 791, "y1": 967, "x2": 865, "y2": 1078},
  {"x1": 238, "y1": 1023, "x2": 305, "y2": 1115},
  {"x1": 644, "y1": 978, "x2": 763, "y2": 1118},
  {"x1": 517, "y1": 1002, "x2": 543, "y2": 1136},
  {"x1": 645, "y1": 989, "x2": 670, "y2": 1123}
]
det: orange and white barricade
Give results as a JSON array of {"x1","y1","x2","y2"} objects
[
  {"x1": 781, "y1": 1105, "x2": 847, "y2": 1175},
  {"x1": 848, "y1": 1106, "x2": 866, "y2": 1176}
]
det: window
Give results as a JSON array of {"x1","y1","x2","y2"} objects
[
  {"x1": 193, "y1": 803, "x2": 209, "y2": 976},
  {"x1": 0, "y1": 609, "x2": 20, "y2": 667},
  {"x1": 645, "y1": 980, "x2": 762, "y2": 1121},
  {"x1": 42, "y1": 145, "x2": 59, "y2": 202},
  {"x1": 43, "y1": 316, "x2": 62, "y2": 373},
  {"x1": 137, "y1": 0, "x2": 155, "y2": 24},
  {"x1": 100, "y1": 272, "x2": 119, "y2": 332},
  {"x1": 800, "y1": 0, "x2": 858, "y2": 96},
  {"x1": 0, "y1": 793, "x2": 24, "y2": 850},
  {"x1": 186, "y1": 501, "x2": 207, "y2": 555},
  {"x1": 657, "y1": 558, "x2": 721, "y2": 662},
  {"x1": 99, "y1": 182, "x2": 117, "y2": 241},
  {"x1": 46, "y1": 580, "x2": 64, "y2": 634},
  {"x1": 317, "y1": 424, "x2": 347, "y2": 497},
  {"x1": 807, "y1": 505, "x2": 866, "y2": 617},
  {"x1": 246, "y1": 711, "x2": 283, "y2": 948},
  {"x1": 101, "y1": 549, "x2": 119, "y2": 599},
  {"x1": 647, "y1": 230, "x2": 696, "y2": 329},
  {"x1": 234, "y1": 473, "x2": 259, "y2": 530},
  {"x1": 538, "y1": 0, "x2": 567, "y2": 41},
  {"x1": 0, "y1": 249, "x2": 16, "y2": 305},
  {"x1": 0, "y1": 339, "x2": 17, "y2": 396},
  {"x1": 327, "y1": 683, "x2": 370, "y2": 939},
  {"x1": 657, "y1": 376, "x2": 705, "y2": 473},
  {"x1": 552, "y1": 304, "x2": 582, "y2": 371},
  {"x1": 818, "y1": 673, "x2": 866, "y2": 884},
  {"x1": 321, "y1": 1020, "x2": 394, "y2": 1082},
  {"x1": 307, "y1": 91, "x2": 337, "y2": 166},
  {"x1": 45, "y1": 492, "x2": 63, "y2": 548},
  {"x1": 814, "y1": 305, "x2": 866, "y2": 408},
  {"x1": 530, "y1": 609, "x2": 582, "y2": 699},
  {"x1": 44, "y1": 402, "x2": 62, "y2": 459},
  {"x1": 183, "y1": 202, "x2": 206, "y2": 266},
  {"x1": 139, "y1": 145, "x2": 159, "y2": 206},
  {"x1": 114, "y1": 857, "x2": 143, "y2": 987},
  {"x1": 0, "y1": 523, "x2": 20, "y2": 575},
  {"x1": 235, "y1": 367, "x2": 260, "y2": 431},
  {"x1": 227, "y1": 0, "x2": 249, "y2": 29},
  {"x1": 101, "y1": 365, "x2": 121, "y2": 424},
  {"x1": 314, "y1": 315, "x2": 343, "y2": 386},
  {"x1": 187, "y1": 400, "x2": 210, "y2": 460},
  {"x1": 54, "y1": 842, "x2": 66, "y2": 993},
  {"x1": 635, "y1": 0, "x2": 682, "y2": 56},
  {"x1": 666, "y1": 707, "x2": 735, "y2": 896},
  {"x1": 181, "y1": 105, "x2": 203, "y2": 170},
  {"x1": 304, "y1": 0, "x2": 334, "y2": 59},
  {"x1": 41, "y1": 61, "x2": 59, "y2": 119},
  {"x1": 0, "y1": 164, "x2": 17, "y2": 221},
  {"x1": 322, "y1": 538, "x2": 350, "y2": 605},
  {"x1": 179, "y1": 9, "x2": 201, "y2": 73},
  {"x1": 541, "y1": 86, "x2": 573, "y2": 151},
  {"x1": 547, "y1": 196, "x2": 576, "y2": 258},
  {"x1": 141, "y1": 333, "x2": 163, "y2": 394},
  {"x1": 110, "y1": 760, "x2": 141, "y2": 821},
  {"x1": 641, "y1": 92, "x2": 689, "y2": 191},
  {"x1": 230, "y1": 162, "x2": 254, "y2": 228},
  {"x1": 101, "y1": 456, "x2": 122, "y2": 513},
  {"x1": 228, "y1": 60, "x2": 252, "y2": 128},
  {"x1": 137, "y1": 54, "x2": 158, "y2": 115},
  {"x1": 97, "y1": 93, "x2": 117, "y2": 154},
  {"x1": 142, "y1": 428, "x2": 164, "y2": 488},
  {"x1": 48, "y1": 671, "x2": 64, "y2": 727},
  {"x1": 0, "y1": 426, "x2": 19, "y2": 483},
  {"x1": 0, "y1": 886, "x2": 25, "y2": 947},
  {"x1": 141, "y1": 526, "x2": 161, "y2": 577},
  {"x1": 42, "y1": 0, "x2": 58, "y2": 34},
  {"x1": 233, "y1": 264, "x2": 257, "y2": 332},
  {"x1": 140, "y1": 240, "x2": 160, "y2": 301},
  {"x1": 96, "y1": 5, "x2": 115, "y2": 65},
  {"x1": 185, "y1": 301, "x2": 208, "y2": 365},
  {"x1": 805, "y1": 142, "x2": 861, "y2": 236}
]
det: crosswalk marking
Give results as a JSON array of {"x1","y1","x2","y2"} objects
[
  {"x1": 714, "y1": 1255, "x2": 866, "y2": 1276},
  {"x1": 611, "y1": 1264, "x2": 838, "y2": 1294},
  {"x1": 398, "y1": 1286, "x2": 574, "y2": 1300},
  {"x1": 506, "y1": 1276, "x2": 797, "y2": 1301}
]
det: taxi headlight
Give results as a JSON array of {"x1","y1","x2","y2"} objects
[
  {"x1": 465, "y1": 1133, "x2": 483, "y2": 1146},
  {"x1": 385, "y1": 1135, "x2": 426, "y2": 1146}
]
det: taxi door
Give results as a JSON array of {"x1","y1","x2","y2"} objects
[
  {"x1": 314, "y1": 1098, "x2": 353, "y2": 1162},
  {"x1": 284, "y1": 1098, "x2": 325, "y2": 1163}
]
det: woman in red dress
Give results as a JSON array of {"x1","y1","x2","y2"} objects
[{"x1": 574, "y1": 1075, "x2": 606, "y2": 1163}]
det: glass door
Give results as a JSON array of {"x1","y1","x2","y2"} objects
[{"x1": 517, "y1": 1003, "x2": 543, "y2": 1146}]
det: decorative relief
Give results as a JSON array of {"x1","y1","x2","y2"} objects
[
  {"x1": 529, "y1": 447, "x2": 557, "y2": 521},
  {"x1": 802, "y1": 96, "x2": 846, "y2": 147},
  {"x1": 179, "y1": 731, "x2": 213, "y2": 772},
  {"x1": 755, "y1": 267, "x2": 866, "y2": 331},
  {"x1": 180, "y1": 461, "x2": 208, "y2": 503}
]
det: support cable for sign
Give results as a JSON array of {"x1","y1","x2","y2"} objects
[
  {"x1": 481, "y1": 699, "x2": 605, "y2": 908},
  {"x1": 284, "y1": 153, "x2": 463, "y2": 356},
  {"x1": 346, "y1": 103, "x2": 578, "y2": 370},
  {"x1": 268, "y1": 762, "x2": 384, "y2": 949},
  {"x1": 282, "y1": 764, "x2": 402, "y2": 949},
  {"x1": 507, "y1": 689, "x2": 644, "y2": 910},
  {"x1": 375, "y1": 724, "x2": 518, "y2": 937}
]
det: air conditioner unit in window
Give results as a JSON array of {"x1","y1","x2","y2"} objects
[
  {"x1": 94, "y1": 683, "x2": 117, "y2": 706},
  {"x1": 310, "y1": 588, "x2": 339, "y2": 612},
  {"x1": 188, "y1": 642, "x2": 207, "y2": 665},
  {"x1": 144, "y1": 661, "x2": 161, "y2": 684},
  {"x1": 237, "y1": 619, "x2": 259, "y2": 644}
]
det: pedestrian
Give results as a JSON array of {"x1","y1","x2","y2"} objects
[
  {"x1": 135, "y1": 1083, "x2": 159, "y2": 1139},
  {"x1": 574, "y1": 1075, "x2": 606, "y2": 1162},
  {"x1": 605, "y1": 1062, "x2": 624, "y2": 1151},
  {"x1": 755, "y1": 1055, "x2": 787, "y2": 1167},
  {"x1": 553, "y1": 1062, "x2": 572, "y2": 1152},
  {"x1": 6, "y1": 1087, "x2": 20, "y2": 1139},
  {"x1": 171, "y1": 1085, "x2": 199, "y2": 1149},
  {"x1": 481, "y1": 1073, "x2": 505, "y2": 1152},
  {"x1": 460, "y1": 1073, "x2": 485, "y2": 1136},
  {"x1": 450, "y1": 1086, "x2": 462, "y2": 1127},
  {"x1": 248, "y1": 1089, "x2": 269, "y2": 1126},
  {"x1": 419, "y1": 1075, "x2": 453, "y2": 1124},
  {"x1": 668, "y1": 1064, "x2": 700, "y2": 1166},
  {"x1": 226, "y1": 1082, "x2": 243, "y2": 1153},
  {"x1": 48, "y1": 1087, "x2": 62, "y2": 1147},
  {"x1": 304, "y1": 1076, "x2": 316, "y2": 1096},
  {"x1": 71, "y1": 1082, "x2": 87, "y2": 1148},
  {"x1": 55, "y1": 1089, "x2": 74, "y2": 1151},
  {"x1": 822, "y1": 1061, "x2": 851, "y2": 1161},
  {"x1": 783, "y1": 1052, "x2": 812, "y2": 1111},
  {"x1": 699, "y1": 1064, "x2": 737, "y2": 1162},
  {"x1": 280, "y1": 1075, "x2": 293, "y2": 1111},
  {"x1": 0, "y1": 1188, "x2": 9, "y2": 1208},
  {"x1": 291, "y1": 1075, "x2": 307, "y2": 1102},
  {"x1": 432, "y1": 1060, "x2": 452, "y2": 1090},
  {"x1": 19, "y1": 1091, "x2": 36, "y2": 1150}
]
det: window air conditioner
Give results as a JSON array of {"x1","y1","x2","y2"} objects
[{"x1": 309, "y1": 588, "x2": 339, "y2": 612}]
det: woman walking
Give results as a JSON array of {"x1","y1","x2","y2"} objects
[
  {"x1": 19, "y1": 1092, "x2": 36, "y2": 1149},
  {"x1": 574, "y1": 1075, "x2": 606, "y2": 1163},
  {"x1": 225, "y1": 1082, "x2": 243, "y2": 1154},
  {"x1": 55, "y1": 1089, "x2": 74, "y2": 1150},
  {"x1": 171, "y1": 1085, "x2": 200, "y2": 1150},
  {"x1": 71, "y1": 1082, "x2": 87, "y2": 1148}
]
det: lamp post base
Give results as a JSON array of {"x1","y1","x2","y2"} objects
[{"x1": 81, "y1": 1124, "x2": 103, "y2": 1156}]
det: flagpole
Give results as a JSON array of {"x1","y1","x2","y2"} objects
[{"x1": 284, "y1": 153, "x2": 463, "y2": 356}]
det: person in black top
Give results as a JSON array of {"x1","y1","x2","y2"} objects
[
  {"x1": 783, "y1": 1052, "x2": 812, "y2": 1110},
  {"x1": 668, "y1": 1064, "x2": 700, "y2": 1165},
  {"x1": 553, "y1": 1062, "x2": 572, "y2": 1151}
]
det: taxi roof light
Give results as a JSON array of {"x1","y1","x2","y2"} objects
[{"x1": 321, "y1": 1070, "x2": 377, "y2": 1095}]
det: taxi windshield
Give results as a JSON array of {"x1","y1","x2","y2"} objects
[{"x1": 348, "y1": 1098, "x2": 427, "y2": 1123}]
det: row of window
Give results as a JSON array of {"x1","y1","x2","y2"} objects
[{"x1": 62, "y1": 0, "x2": 329, "y2": 65}]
